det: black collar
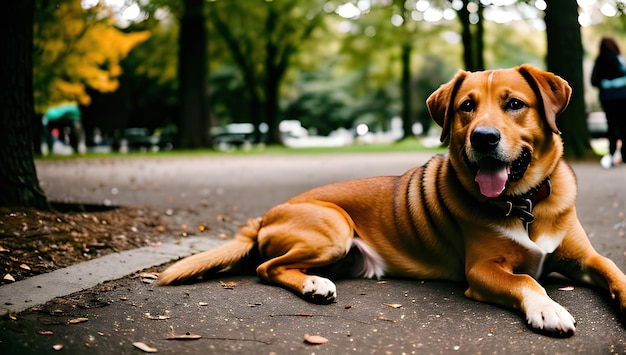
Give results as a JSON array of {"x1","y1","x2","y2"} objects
[{"x1": 485, "y1": 178, "x2": 552, "y2": 229}]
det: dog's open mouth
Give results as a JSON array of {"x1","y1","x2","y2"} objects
[{"x1": 472, "y1": 148, "x2": 532, "y2": 198}]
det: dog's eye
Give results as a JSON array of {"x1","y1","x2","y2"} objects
[
  {"x1": 505, "y1": 99, "x2": 525, "y2": 111},
  {"x1": 460, "y1": 100, "x2": 475, "y2": 112}
]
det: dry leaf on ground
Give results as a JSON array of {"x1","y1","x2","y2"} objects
[
  {"x1": 133, "y1": 342, "x2": 158, "y2": 353},
  {"x1": 304, "y1": 334, "x2": 329, "y2": 345},
  {"x1": 68, "y1": 317, "x2": 89, "y2": 324},
  {"x1": 219, "y1": 280, "x2": 237, "y2": 289},
  {"x1": 167, "y1": 325, "x2": 202, "y2": 340}
]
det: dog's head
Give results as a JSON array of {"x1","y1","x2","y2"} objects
[{"x1": 426, "y1": 64, "x2": 572, "y2": 199}]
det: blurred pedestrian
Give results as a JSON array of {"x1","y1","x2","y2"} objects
[{"x1": 591, "y1": 36, "x2": 626, "y2": 168}]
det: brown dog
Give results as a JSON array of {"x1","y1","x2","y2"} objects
[{"x1": 159, "y1": 65, "x2": 626, "y2": 336}]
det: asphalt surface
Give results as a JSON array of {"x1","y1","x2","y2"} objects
[{"x1": 1, "y1": 150, "x2": 626, "y2": 354}]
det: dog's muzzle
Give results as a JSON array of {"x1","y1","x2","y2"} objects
[{"x1": 467, "y1": 126, "x2": 532, "y2": 198}]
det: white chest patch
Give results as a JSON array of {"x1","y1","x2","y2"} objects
[
  {"x1": 534, "y1": 232, "x2": 565, "y2": 254},
  {"x1": 492, "y1": 225, "x2": 562, "y2": 278}
]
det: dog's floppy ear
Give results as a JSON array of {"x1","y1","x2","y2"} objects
[
  {"x1": 517, "y1": 64, "x2": 572, "y2": 134},
  {"x1": 426, "y1": 70, "x2": 468, "y2": 142}
]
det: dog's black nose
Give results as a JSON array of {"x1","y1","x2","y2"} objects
[{"x1": 471, "y1": 126, "x2": 501, "y2": 153}]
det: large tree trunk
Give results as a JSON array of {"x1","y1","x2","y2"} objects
[
  {"x1": 401, "y1": 43, "x2": 413, "y2": 139},
  {"x1": 458, "y1": 2, "x2": 475, "y2": 70},
  {"x1": 544, "y1": 0, "x2": 591, "y2": 158},
  {"x1": 457, "y1": 0, "x2": 485, "y2": 71},
  {"x1": 178, "y1": 0, "x2": 209, "y2": 149},
  {"x1": 0, "y1": 1, "x2": 48, "y2": 209}
]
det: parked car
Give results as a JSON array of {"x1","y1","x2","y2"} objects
[
  {"x1": 115, "y1": 127, "x2": 175, "y2": 153},
  {"x1": 211, "y1": 123, "x2": 256, "y2": 150}
]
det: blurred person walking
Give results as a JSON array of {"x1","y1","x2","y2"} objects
[{"x1": 591, "y1": 36, "x2": 626, "y2": 168}]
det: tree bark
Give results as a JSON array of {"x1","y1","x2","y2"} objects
[
  {"x1": 544, "y1": 0, "x2": 591, "y2": 158},
  {"x1": 178, "y1": 0, "x2": 209, "y2": 149},
  {"x1": 458, "y1": 2, "x2": 475, "y2": 70},
  {"x1": 457, "y1": 0, "x2": 485, "y2": 71},
  {"x1": 401, "y1": 43, "x2": 413, "y2": 139},
  {"x1": 0, "y1": 1, "x2": 48, "y2": 209}
]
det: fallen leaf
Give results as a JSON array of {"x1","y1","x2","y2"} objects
[
  {"x1": 304, "y1": 334, "x2": 329, "y2": 345},
  {"x1": 38, "y1": 330, "x2": 54, "y2": 335},
  {"x1": 52, "y1": 344, "x2": 63, "y2": 351},
  {"x1": 0, "y1": 245, "x2": 9, "y2": 252},
  {"x1": 197, "y1": 224, "x2": 207, "y2": 232},
  {"x1": 3, "y1": 274, "x2": 15, "y2": 282},
  {"x1": 167, "y1": 327, "x2": 202, "y2": 341},
  {"x1": 383, "y1": 303, "x2": 403, "y2": 309},
  {"x1": 378, "y1": 316, "x2": 396, "y2": 323},
  {"x1": 167, "y1": 333, "x2": 202, "y2": 340},
  {"x1": 133, "y1": 342, "x2": 158, "y2": 353},
  {"x1": 376, "y1": 280, "x2": 388, "y2": 284},
  {"x1": 19, "y1": 264, "x2": 31, "y2": 271},
  {"x1": 140, "y1": 272, "x2": 159, "y2": 284},
  {"x1": 145, "y1": 313, "x2": 170, "y2": 320},
  {"x1": 558, "y1": 286, "x2": 575, "y2": 291},
  {"x1": 219, "y1": 281, "x2": 237, "y2": 289},
  {"x1": 68, "y1": 317, "x2": 89, "y2": 324},
  {"x1": 140, "y1": 272, "x2": 159, "y2": 280}
]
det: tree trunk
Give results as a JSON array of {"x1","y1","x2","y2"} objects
[
  {"x1": 178, "y1": 0, "x2": 209, "y2": 149},
  {"x1": 0, "y1": 1, "x2": 48, "y2": 209},
  {"x1": 475, "y1": 4, "x2": 485, "y2": 71},
  {"x1": 401, "y1": 43, "x2": 413, "y2": 139},
  {"x1": 544, "y1": 0, "x2": 591, "y2": 158},
  {"x1": 458, "y1": 2, "x2": 475, "y2": 71},
  {"x1": 265, "y1": 24, "x2": 281, "y2": 145},
  {"x1": 457, "y1": 1, "x2": 485, "y2": 71}
]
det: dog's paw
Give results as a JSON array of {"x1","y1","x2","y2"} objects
[
  {"x1": 524, "y1": 297, "x2": 576, "y2": 336},
  {"x1": 302, "y1": 276, "x2": 336, "y2": 304}
]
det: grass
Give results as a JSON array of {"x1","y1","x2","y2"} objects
[{"x1": 37, "y1": 138, "x2": 447, "y2": 161}]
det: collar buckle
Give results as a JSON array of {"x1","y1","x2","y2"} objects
[{"x1": 486, "y1": 178, "x2": 551, "y2": 231}]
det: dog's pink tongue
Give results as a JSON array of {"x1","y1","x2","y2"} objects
[{"x1": 475, "y1": 160, "x2": 508, "y2": 198}]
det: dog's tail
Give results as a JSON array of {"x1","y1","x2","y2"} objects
[{"x1": 158, "y1": 217, "x2": 262, "y2": 285}]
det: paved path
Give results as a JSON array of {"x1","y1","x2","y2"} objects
[{"x1": 1, "y1": 152, "x2": 625, "y2": 354}]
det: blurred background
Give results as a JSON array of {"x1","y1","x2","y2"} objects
[{"x1": 34, "y1": 0, "x2": 626, "y2": 155}]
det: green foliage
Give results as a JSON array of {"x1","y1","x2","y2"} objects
[
  {"x1": 33, "y1": 0, "x2": 149, "y2": 114},
  {"x1": 33, "y1": 0, "x2": 621, "y2": 149}
]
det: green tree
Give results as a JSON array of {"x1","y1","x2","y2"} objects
[
  {"x1": 209, "y1": 0, "x2": 325, "y2": 144},
  {"x1": 33, "y1": 0, "x2": 149, "y2": 114},
  {"x1": 0, "y1": 1, "x2": 48, "y2": 208}
]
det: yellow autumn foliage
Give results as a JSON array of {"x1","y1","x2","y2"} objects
[{"x1": 34, "y1": 0, "x2": 150, "y2": 114}]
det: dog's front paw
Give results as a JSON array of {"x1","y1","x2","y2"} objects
[
  {"x1": 524, "y1": 297, "x2": 576, "y2": 336},
  {"x1": 302, "y1": 276, "x2": 336, "y2": 304}
]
